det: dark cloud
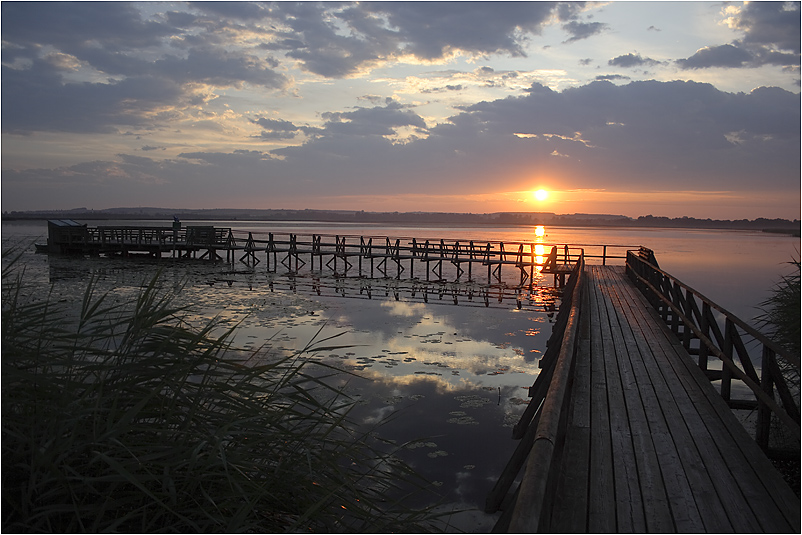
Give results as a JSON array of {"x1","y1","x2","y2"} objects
[
  {"x1": 678, "y1": 44, "x2": 757, "y2": 69},
  {"x1": 2, "y1": 62, "x2": 185, "y2": 134},
  {"x1": 260, "y1": 2, "x2": 584, "y2": 78},
  {"x1": 251, "y1": 117, "x2": 311, "y2": 141},
  {"x1": 677, "y1": 2, "x2": 800, "y2": 70},
  {"x1": 421, "y1": 84, "x2": 465, "y2": 94},
  {"x1": 608, "y1": 53, "x2": 662, "y2": 68},
  {"x1": 735, "y1": 1, "x2": 800, "y2": 54},
  {"x1": 0, "y1": 2, "x2": 173, "y2": 52},
  {"x1": 595, "y1": 74, "x2": 630, "y2": 82},
  {"x1": 151, "y1": 48, "x2": 287, "y2": 88},
  {"x1": 562, "y1": 21, "x2": 609, "y2": 43},
  {"x1": 253, "y1": 118, "x2": 299, "y2": 132},
  {"x1": 359, "y1": 2, "x2": 560, "y2": 59},
  {"x1": 1, "y1": 3, "x2": 289, "y2": 134},
  {"x1": 318, "y1": 100, "x2": 427, "y2": 137}
]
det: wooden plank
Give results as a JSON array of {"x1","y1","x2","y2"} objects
[
  {"x1": 613, "y1": 267, "x2": 798, "y2": 533},
  {"x1": 595, "y1": 266, "x2": 664, "y2": 532},
  {"x1": 602, "y1": 268, "x2": 725, "y2": 532},
  {"x1": 585, "y1": 268, "x2": 617, "y2": 533},
  {"x1": 623, "y1": 283, "x2": 799, "y2": 532}
]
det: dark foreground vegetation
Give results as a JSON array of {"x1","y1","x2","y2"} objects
[
  {"x1": 755, "y1": 257, "x2": 801, "y2": 495},
  {"x1": 1, "y1": 253, "x2": 447, "y2": 532}
]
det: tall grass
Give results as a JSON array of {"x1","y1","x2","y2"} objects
[
  {"x1": 756, "y1": 257, "x2": 801, "y2": 358},
  {"x1": 755, "y1": 257, "x2": 800, "y2": 394},
  {"x1": 2, "y1": 255, "x2": 445, "y2": 532}
]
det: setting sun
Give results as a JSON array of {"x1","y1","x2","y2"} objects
[{"x1": 534, "y1": 189, "x2": 549, "y2": 201}]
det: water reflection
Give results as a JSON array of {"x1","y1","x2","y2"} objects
[{"x1": 26, "y1": 252, "x2": 549, "y2": 530}]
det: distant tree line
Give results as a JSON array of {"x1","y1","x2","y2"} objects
[{"x1": 3, "y1": 207, "x2": 799, "y2": 233}]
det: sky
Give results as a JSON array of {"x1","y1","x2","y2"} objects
[{"x1": 1, "y1": 1, "x2": 800, "y2": 220}]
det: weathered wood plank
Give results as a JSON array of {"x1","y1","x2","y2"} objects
[
  {"x1": 585, "y1": 269, "x2": 617, "y2": 533},
  {"x1": 597, "y1": 266, "x2": 669, "y2": 532},
  {"x1": 615, "y1": 266, "x2": 798, "y2": 533},
  {"x1": 588, "y1": 268, "x2": 640, "y2": 532},
  {"x1": 602, "y1": 267, "x2": 725, "y2": 532},
  {"x1": 614, "y1": 268, "x2": 799, "y2": 533}
]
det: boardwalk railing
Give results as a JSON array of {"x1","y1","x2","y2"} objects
[
  {"x1": 626, "y1": 248, "x2": 801, "y2": 455},
  {"x1": 485, "y1": 251, "x2": 584, "y2": 527}
]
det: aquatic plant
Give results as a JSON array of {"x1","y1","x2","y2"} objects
[
  {"x1": 1, "y1": 255, "x2": 444, "y2": 532},
  {"x1": 756, "y1": 258, "x2": 801, "y2": 356}
]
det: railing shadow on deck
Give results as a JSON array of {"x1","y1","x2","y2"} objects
[{"x1": 626, "y1": 248, "x2": 801, "y2": 458}]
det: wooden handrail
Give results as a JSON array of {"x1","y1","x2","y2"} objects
[
  {"x1": 628, "y1": 252, "x2": 798, "y2": 367},
  {"x1": 484, "y1": 253, "x2": 584, "y2": 516},
  {"x1": 506, "y1": 253, "x2": 585, "y2": 532},
  {"x1": 626, "y1": 251, "x2": 800, "y2": 450}
]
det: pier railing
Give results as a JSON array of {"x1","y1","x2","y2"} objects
[
  {"x1": 485, "y1": 251, "x2": 585, "y2": 525},
  {"x1": 626, "y1": 249, "x2": 801, "y2": 455}
]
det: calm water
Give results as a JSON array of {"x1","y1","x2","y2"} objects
[{"x1": 2, "y1": 220, "x2": 798, "y2": 531}]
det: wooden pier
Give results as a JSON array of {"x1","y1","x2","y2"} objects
[
  {"x1": 487, "y1": 250, "x2": 800, "y2": 533},
  {"x1": 42, "y1": 221, "x2": 615, "y2": 288}
]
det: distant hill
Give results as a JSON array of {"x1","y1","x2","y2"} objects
[{"x1": 3, "y1": 207, "x2": 799, "y2": 234}]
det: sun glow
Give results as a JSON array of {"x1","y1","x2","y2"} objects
[{"x1": 534, "y1": 189, "x2": 549, "y2": 201}]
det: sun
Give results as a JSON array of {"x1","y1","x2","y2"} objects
[{"x1": 533, "y1": 189, "x2": 549, "y2": 202}]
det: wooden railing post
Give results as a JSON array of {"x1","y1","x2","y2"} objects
[
  {"x1": 756, "y1": 345, "x2": 774, "y2": 451},
  {"x1": 698, "y1": 302, "x2": 711, "y2": 371},
  {"x1": 720, "y1": 319, "x2": 735, "y2": 402}
]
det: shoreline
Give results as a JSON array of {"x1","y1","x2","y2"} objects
[{"x1": 3, "y1": 210, "x2": 800, "y2": 235}]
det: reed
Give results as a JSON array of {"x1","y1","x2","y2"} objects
[
  {"x1": 756, "y1": 257, "x2": 800, "y2": 391},
  {"x1": 1, "y1": 252, "x2": 445, "y2": 532}
]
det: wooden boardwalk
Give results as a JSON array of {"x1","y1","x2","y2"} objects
[{"x1": 501, "y1": 265, "x2": 800, "y2": 533}]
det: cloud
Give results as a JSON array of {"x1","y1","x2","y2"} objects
[
  {"x1": 561, "y1": 21, "x2": 609, "y2": 43},
  {"x1": 677, "y1": 44, "x2": 753, "y2": 69},
  {"x1": 259, "y1": 2, "x2": 584, "y2": 78},
  {"x1": 4, "y1": 79, "x2": 798, "y2": 213},
  {"x1": 316, "y1": 100, "x2": 428, "y2": 138},
  {"x1": 595, "y1": 74, "x2": 631, "y2": 82},
  {"x1": 360, "y1": 2, "x2": 560, "y2": 59},
  {"x1": 677, "y1": 2, "x2": 800, "y2": 70},
  {"x1": 0, "y1": 3, "x2": 290, "y2": 135},
  {"x1": 608, "y1": 53, "x2": 663, "y2": 68},
  {"x1": 150, "y1": 48, "x2": 288, "y2": 88},
  {"x1": 265, "y1": 80, "x2": 800, "y2": 197},
  {"x1": 730, "y1": 1, "x2": 800, "y2": 54},
  {"x1": 1, "y1": 63, "x2": 186, "y2": 134},
  {"x1": 0, "y1": 2, "x2": 173, "y2": 52}
]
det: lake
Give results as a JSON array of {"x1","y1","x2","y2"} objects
[{"x1": 2, "y1": 219, "x2": 798, "y2": 531}]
